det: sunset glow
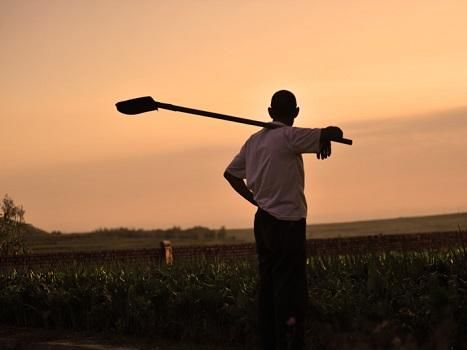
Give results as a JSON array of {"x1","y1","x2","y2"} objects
[{"x1": 1, "y1": 0, "x2": 466, "y2": 231}]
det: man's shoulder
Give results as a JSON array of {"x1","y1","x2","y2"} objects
[{"x1": 245, "y1": 127, "x2": 269, "y2": 143}]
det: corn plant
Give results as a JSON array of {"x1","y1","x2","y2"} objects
[{"x1": 0, "y1": 250, "x2": 466, "y2": 348}]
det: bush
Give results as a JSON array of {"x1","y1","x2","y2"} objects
[{"x1": 0, "y1": 194, "x2": 29, "y2": 256}]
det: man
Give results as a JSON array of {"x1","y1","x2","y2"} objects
[{"x1": 224, "y1": 90, "x2": 343, "y2": 350}]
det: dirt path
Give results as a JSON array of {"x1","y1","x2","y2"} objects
[{"x1": 0, "y1": 326, "x2": 244, "y2": 350}]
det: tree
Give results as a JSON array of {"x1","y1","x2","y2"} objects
[
  {"x1": 0, "y1": 194, "x2": 29, "y2": 256},
  {"x1": 217, "y1": 226, "x2": 227, "y2": 240}
]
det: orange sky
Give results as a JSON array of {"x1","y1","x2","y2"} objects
[{"x1": 1, "y1": 0, "x2": 466, "y2": 232}]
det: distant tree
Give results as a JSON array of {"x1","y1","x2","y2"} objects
[
  {"x1": 165, "y1": 226, "x2": 182, "y2": 239},
  {"x1": 217, "y1": 226, "x2": 227, "y2": 240},
  {"x1": 203, "y1": 231, "x2": 215, "y2": 240},
  {"x1": 0, "y1": 194, "x2": 29, "y2": 256}
]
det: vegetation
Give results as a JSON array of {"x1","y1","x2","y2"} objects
[
  {"x1": 20, "y1": 212, "x2": 467, "y2": 253},
  {"x1": 25, "y1": 225, "x2": 234, "y2": 253},
  {"x1": 3, "y1": 197, "x2": 465, "y2": 347},
  {"x1": 0, "y1": 194, "x2": 29, "y2": 256},
  {"x1": 1, "y1": 250, "x2": 466, "y2": 348}
]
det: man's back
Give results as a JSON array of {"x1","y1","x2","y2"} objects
[{"x1": 225, "y1": 121, "x2": 321, "y2": 221}]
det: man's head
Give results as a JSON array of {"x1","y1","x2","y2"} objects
[{"x1": 268, "y1": 90, "x2": 299, "y2": 126}]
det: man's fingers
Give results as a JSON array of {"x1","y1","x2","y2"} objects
[
  {"x1": 318, "y1": 141, "x2": 333, "y2": 160},
  {"x1": 317, "y1": 143, "x2": 331, "y2": 160}
]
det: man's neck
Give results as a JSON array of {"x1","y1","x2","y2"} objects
[{"x1": 273, "y1": 119, "x2": 294, "y2": 126}]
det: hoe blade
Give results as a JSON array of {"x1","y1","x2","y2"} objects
[{"x1": 116, "y1": 96, "x2": 158, "y2": 115}]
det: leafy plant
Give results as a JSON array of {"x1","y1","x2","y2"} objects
[
  {"x1": 0, "y1": 194, "x2": 29, "y2": 256},
  {"x1": 1, "y1": 249, "x2": 467, "y2": 348}
]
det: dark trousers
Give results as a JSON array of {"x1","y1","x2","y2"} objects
[{"x1": 254, "y1": 208, "x2": 308, "y2": 350}]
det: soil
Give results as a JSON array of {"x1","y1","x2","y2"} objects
[{"x1": 0, "y1": 326, "x2": 242, "y2": 350}]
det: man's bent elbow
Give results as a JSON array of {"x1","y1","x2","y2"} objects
[
  {"x1": 224, "y1": 170, "x2": 237, "y2": 182},
  {"x1": 224, "y1": 171, "x2": 245, "y2": 185}
]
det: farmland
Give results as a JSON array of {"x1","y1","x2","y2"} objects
[
  {"x1": 234, "y1": 212, "x2": 467, "y2": 241},
  {"x1": 1, "y1": 250, "x2": 467, "y2": 348},
  {"x1": 22, "y1": 212, "x2": 467, "y2": 253},
  {"x1": 1, "y1": 212, "x2": 467, "y2": 349}
]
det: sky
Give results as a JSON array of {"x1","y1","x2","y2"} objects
[{"x1": 1, "y1": 0, "x2": 466, "y2": 232}]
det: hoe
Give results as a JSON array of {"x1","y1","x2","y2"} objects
[{"x1": 116, "y1": 96, "x2": 353, "y2": 145}]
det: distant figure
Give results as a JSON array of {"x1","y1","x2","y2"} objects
[{"x1": 224, "y1": 90, "x2": 343, "y2": 350}]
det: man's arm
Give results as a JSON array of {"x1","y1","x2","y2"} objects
[{"x1": 223, "y1": 171, "x2": 257, "y2": 206}]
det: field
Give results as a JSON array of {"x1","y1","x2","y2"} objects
[
  {"x1": 23, "y1": 212, "x2": 467, "y2": 253},
  {"x1": 2, "y1": 212, "x2": 467, "y2": 349},
  {"x1": 1, "y1": 250, "x2": 467, "y2": 349},
  {"x1": 233, "y1": 212, "x2": 467, "y2": 241}
]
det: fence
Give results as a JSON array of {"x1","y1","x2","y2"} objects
[{"x1": 0, "y1": 230, "x2": 466, "y2": 269}]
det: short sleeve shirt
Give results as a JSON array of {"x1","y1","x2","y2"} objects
[{"x1": 225, "y1": 121, "x2": 321, "y2": 221}]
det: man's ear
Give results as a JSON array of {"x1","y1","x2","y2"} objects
[
  {"x1": 268, "y1": 107, "x2": 274, "y2": 119},
  {"x1": 293, "y1": 107, "x2": 300, "y2": 119}
]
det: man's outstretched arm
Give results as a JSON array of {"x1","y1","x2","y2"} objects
[{"x1": 223, "y1": 171, "x2": 257, "y2": 206}]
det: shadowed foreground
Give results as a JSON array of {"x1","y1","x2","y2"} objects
[{"x1": 1, "y1": 249, "x2": 467, "y2": 349}]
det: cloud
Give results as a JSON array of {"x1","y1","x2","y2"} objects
[{"x1": 346, "y1": 106, "x2": 467, "y2": 137}]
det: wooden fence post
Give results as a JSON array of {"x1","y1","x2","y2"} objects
[{"x1": 160, "y1": 240, "x2": 173, "y2": 265}]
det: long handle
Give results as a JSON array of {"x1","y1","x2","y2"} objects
[
  {"x1": 156, "y1": 102, "x2": 353, "y2": 145},
  {"x1": 116, "y1": 96, "x2": 353, "y2": 145},
  {"x1": 157, "y1": 102, "x2": 270, "y2": 128}
]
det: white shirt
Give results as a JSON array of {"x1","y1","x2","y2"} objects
[{"x1": 225, "y1": 121, "x2": 322, "y2": 221}]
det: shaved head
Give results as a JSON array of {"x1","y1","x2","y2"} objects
[{"x1": 268, "y1": 90, "x2": 299, "y2": 124}]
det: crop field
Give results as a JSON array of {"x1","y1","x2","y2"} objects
[
  {"x1": 1, "y1": 249, "x2": 467, "y2": 349},
  {"x1": 231, "y1": 212, "x2": 467, "y2": 242},
  {"x1": 22, "y1": 212, "x2": 467, "y2": 253},
  {"x1": 1, "y1": 230, "x2": 467, "y2": 270},
  {"x1": 1, "y1": 212, "x2": 467, "y2": 348}
]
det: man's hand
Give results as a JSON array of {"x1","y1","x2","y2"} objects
[
  {"x1": 224, "y1": 171, "x2": 258, "y2": 206},
  {"x1": 321, "y1": 126, "x2": 343, "y2": 141},
  {"x1": 317, "y1": 126, "x2": 343, "y2": 159},
  {"x1": 317, "y1": 140, "x2": 331, "y2": 160}
]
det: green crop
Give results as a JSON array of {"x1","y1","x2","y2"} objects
[{"x1": 1, "y1": 250, "x2": 466, "y2": 348}]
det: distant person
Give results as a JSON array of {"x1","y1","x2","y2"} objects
[{"x1": 224, "y1": 90, "x2": 343, "y2": 350}]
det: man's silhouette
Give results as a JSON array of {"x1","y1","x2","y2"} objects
[{"x1": 224, "y1": 90, "x2": 343, "y2": 350}]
